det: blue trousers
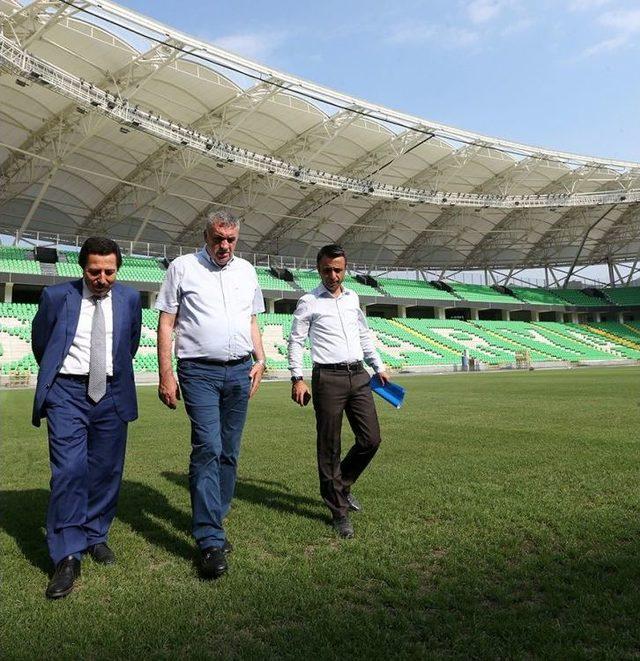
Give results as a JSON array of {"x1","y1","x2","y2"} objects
[
  {"x1": 177, "y1": 359, "x2": 251, "y2": 550},
  {"x1": 44, "y1": 376, "x2": 127, "y2": 564}
]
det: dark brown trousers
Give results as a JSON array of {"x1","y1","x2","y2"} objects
[{"x1": 311, "y1": 365, "x2": 382, "y2": 519}]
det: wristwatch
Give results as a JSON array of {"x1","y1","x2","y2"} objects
[
  {"x1": 254, "y1": 359, "x2": 266, "y2": 368},
  {"x1": 291, "y1": 376, "x2": 304, "y2": 383}
]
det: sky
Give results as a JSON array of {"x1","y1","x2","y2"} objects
[{"x1": 116, "y1": 0, "x2": 640, "y2": 164}]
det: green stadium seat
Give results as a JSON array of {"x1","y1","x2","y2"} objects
[{"x1": 601, "y1": 287, "x2": 640, "y2": 306}]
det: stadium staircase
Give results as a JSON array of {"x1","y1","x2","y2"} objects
[{"x1": 39, "y1": 263, "x2": 58, "y2": 277}]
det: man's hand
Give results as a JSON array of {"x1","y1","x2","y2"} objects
[
  {"x1": 376, "y1": 371, "x2": 391, "y2": 386},
  {"x1": 158, "y1": 373, "x2": 181, "y2": 409},
  {"x1": 249, "y1": 362, "x2": 266, "y2": 398},
  {"x1": 291, "y1": 380, "x2": 311, "y2": 406}
]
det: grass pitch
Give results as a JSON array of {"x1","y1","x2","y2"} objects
[{"x1": 2, "y1": 367, "x2": 640, "y2": 659}]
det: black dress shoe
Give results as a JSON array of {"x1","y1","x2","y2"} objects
[
  {"x1": 222, "y1": 539, "x2": 233, "y2": 555},
  {"x1": 346, "y1": 493, "x2": 362, "y2": 513},
  {"x1": 200, "y1": 547, "x2": 228, "y2": 579},
  {"x1": 332, "y1": 516, "x2": 355, "y2": 539},
  {"x1": 87, "y1": 542, "x2": 115, "y2": 565},
  {"x1": 45, "y1": 556, "x2": 81, "y2": 599}
]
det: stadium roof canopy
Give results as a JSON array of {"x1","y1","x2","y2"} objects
[{"x1": 1, "y1": 0, "x2": 640, "y2": 273}]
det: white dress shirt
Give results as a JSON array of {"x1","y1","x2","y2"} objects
[
  {"x1": 155, "y1": 248, "x2": 265, "y2": 361},
  {"x1": 60, "y1": 282, "x2": 113, "y2": 376},
  {"x1": 288, "y1": 284, "x2": 385, "y2": 378}
]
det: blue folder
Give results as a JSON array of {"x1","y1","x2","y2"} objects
[{"x1": 370, "y1": 374, "x2": 405, "y2": 409}]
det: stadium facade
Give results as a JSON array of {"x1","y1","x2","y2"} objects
[{"x1": 1, "y1": 0, "x2": 639, "y2": 382}]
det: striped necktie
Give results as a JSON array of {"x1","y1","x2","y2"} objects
[{"x1": 87, "y1": 295, "x2": 107, "y2": 403}]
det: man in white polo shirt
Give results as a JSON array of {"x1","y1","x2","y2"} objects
[
  {"x1": 288, "y1": 244, "x2": 390, "y2": 539},
  {"x1": 155, "y1": 209, "x2": 266, "y2": 579}
]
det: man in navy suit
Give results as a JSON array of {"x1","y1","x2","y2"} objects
[{"x1": 32, "y1": 237, "x2": 142, "y2": 599}]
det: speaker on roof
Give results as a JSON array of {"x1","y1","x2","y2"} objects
[
  {"x1": 269, "y1": 266, "x2": 294, "y2": 282},
  {"x1": 493, "y1": 285, "x2": 513, "y2": 296},
  {"x1": 34, "y1": 246, "x2": 58, "y2": 263},
  {"x1": 161, "y1": 257, "x2": 175, "y2": 269}
]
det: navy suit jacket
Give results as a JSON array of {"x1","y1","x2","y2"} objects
[{"x1": 31, "y1": 279, "x2": 142, "y2": 427}]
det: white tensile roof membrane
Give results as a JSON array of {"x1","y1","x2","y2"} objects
[{"x1": 1, "y1": 0, "x2": 639, "y2": 270}]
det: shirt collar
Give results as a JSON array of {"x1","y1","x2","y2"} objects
[
  {"x1": 82, "y1": 281, "x2": 112, "y2": 301},
  {"x1": 316, "y1": 283, "x2": 352, "y2": 299},
  {"x1": 201, "y1": 246, "x2": 235, "y2": 270}
]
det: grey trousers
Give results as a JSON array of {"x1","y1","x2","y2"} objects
[{"x1": 311, "y1": 365, "x2": 382, "y2": 519}]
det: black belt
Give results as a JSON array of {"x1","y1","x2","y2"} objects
[
  {"x1": 182, "y1": 354, "x2": 252, "y2": 367},
  {"x1": 58, "y1": 374, "x2": 113, "y2": 383},
  {"x1": 314, "y1": 361, "x2": 363, "y2": 371}
]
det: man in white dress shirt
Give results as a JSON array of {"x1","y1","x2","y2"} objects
[
  {"x1": 288, "y1": 244, "x2": 390, "y2": 538},
  {"x1": 156, "y1": 209, "x2": 266, "y2": 578}
]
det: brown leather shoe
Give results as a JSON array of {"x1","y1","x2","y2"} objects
[{"x1": 45, "y1": 556, "x2": 81, "y2": 599}]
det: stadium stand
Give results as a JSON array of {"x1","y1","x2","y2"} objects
[
  {"x1": 256, "y1": 313, "x2": 312, "y2": 370},
  {"x1": 445, "y1": 282, "x2": 517, "y2": 304},
  {"x1": 549, "y1": 289, "x2": 604, "y2": 307},
  {"x1": 582, "y1": 322, "x2": 640, "y2": 358},
  {"x1": 256, "y1": 268, "x2": 296, "y2": 292},
  {"x1": 601, "y1": 286, "x2": 640, "y2": 306},
  {"x1": 342, "y1": 275, "x2": 381, "y2": 297},
  {"x1": 0, "y1": 292, "x2": 640, "y2": 375},
  {"x1": 377, "y1": 277, "x2": 459, "y2": 301},
  {"x1": 116, "y1": 256, "x2": 166, "y2": 283},
  {"x1": 54, "y1": 252, "x2": 166, "y2": 282},
  {"x1": 530, "y1": 322, "x2": 632, "y2": 360},
  {"x1": 290, "y1": 270, "x2": 380, "y2": 296},
  {"x1": 291, "y1": 270, "x2": 320, "y2": 292},
  {"x1": 0, "y1": 247, "x2": 42, "y2": 275},
  {"x1": 1, "y1": 301, "x2": 639, "y2": 378},
  {"x1": 509, "y1": 287, "x2": 566, "y2": 306}
]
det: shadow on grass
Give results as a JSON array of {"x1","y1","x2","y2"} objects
[
  {"x1": 0, "y1": 481, "x2": 195, "y2": 572},
  {"x1": 162, "y1": 472, "x2": 327, "y2": 523},
  {"x1": 117, "y1": 480, "x2": 193, "y2": 562},
  {"x1": 0, "y1": 488, "x2": 49, "y2": 573}
]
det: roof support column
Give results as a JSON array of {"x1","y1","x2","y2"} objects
[
  {"x1": 607, "y1": 258, "x2": 616, "y2": 286},
  {"x1": 564, "y1": 205, "x2": 615, "y2": 288},
  {"x1": 17, "y1": 164, "x2": 59, "y2": 238}
]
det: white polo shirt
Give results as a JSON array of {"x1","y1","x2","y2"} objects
[
  {"x1": 155, "y1": 248, "x2": 264, "y2": 361},
  {"x1": 288, "y1": 284, "x2": 385, "y2": 377}
]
